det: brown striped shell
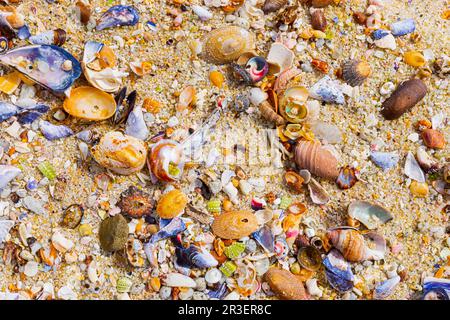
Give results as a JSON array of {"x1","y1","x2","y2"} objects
[
  {"x1": 326, "y1": 228, "x2": 366, "y2": 262},
  {"x1": 264, "y1": 268, "x2": 308, "y2": 300},
  {"x1": 263, "y1": 0, "x2": 288, "y2": 13},
  {"x1": 211, "y1": 210, "x2": 258, "y2": 239},
  {"x1": 342, "y1": 59, "x2": 371, "y2": 87},
  {"x1": 381, "y1": 79, "x2": 427, "y2": 120},
  {"x1": 294, "y1": 140, "x2": 339, "y2": 180},
  {"x1": 201, "y1": 26, "x2": 256, "y2": 64}
]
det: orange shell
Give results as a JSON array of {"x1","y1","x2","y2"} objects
[
  {"x1": 326, "y1": 229, "x2": 366, "y2": 262},
  {"x1": 156, "y1": 189, "x2": 188, "y2": 219},
  {"x1": 294, "y1": 140, "x2": 339, "y2": 180},
  {"x1": 211, "y1": 210, "x2": 258, "y2": 240},
  {"x1": 63, "y1": 86, "x2": 116, "y2": 121},
  {"x1": 264, "y1": 268, "x2": 308, "y2": 300}
]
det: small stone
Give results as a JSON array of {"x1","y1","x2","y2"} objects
[{"x1": 98, "y1": 214, "x2": 129, "y2": 252}]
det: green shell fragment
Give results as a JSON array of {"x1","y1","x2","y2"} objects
[
  {"x1": 116, "y1": 277, "x2": 132, "y2": 293},
  {"x1": 207, "y1": 199, "x2": 221, "y2": 213},
  {"x1": 38, "y1": 161, "x2": 56, "y2": 180},
  {"x1": 279, "y1": 196, "x2": 292, "y2": 210},
  {"x1": 219, "y1": 261, "x2": 237, "y2": 277},
  {"x1": 224, "y1": 242, "x2": 246, "y2": 259}
]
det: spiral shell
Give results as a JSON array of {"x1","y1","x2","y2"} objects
[
  {"x1": 279, "y1": 86, "x2": 310, "y2": 123},
  {"x1": 264, "y1": 268, "x2": 308, "y2": 300},
  {"x1": 381, "y1": 79, "x2": 427, "y2": 120},
  {"x1": 147, "y1": 139, "x2": 184, "y2": 182},
  {"x1": 259, "y1": 100, "x2": 286, "y2": 126},
  {"x1": 91, "y1": 131, "x2": 147, "y2": 175},
  {"x1": 201, "y1": 26, "x2": 256, "y2": 64},
  {"x1": 284, "y1": 171, "x2": 304, "y2": 193},
  {"x1": 342, "y1": 59, "x2": 371, "y2": 87},
  {"x1": 294, "y1": 140, "x2": 339, "y2": 180},
  {"x1": 326, "y1": 228, "x2": 366, "y2": 262},
  {"x1": 211, "y1": 210, "x2": 258, "y2": 239}
]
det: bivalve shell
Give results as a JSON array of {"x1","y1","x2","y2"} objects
[
  {"x1": 262, "y1": 0, "x2": 288, "y2": 13},
  {"x1": 63, "y1": 86, "x2": 116, "y2": 121},
  {"x1": 421, "y1": 129, "x2": 445, "y2": 149},
  {"x1": 211, "y1": 210, "x2": 258, "y2": 239},
  {"x1": 348, "y1": 200, "x2": 393, "y2": 230},
  {"x1": 342, "y1": 60, "x2": 371, "y2": 87},
  {"x1": 201, "y1": 26, "x2": 256, "y2": 64},
  {"x1": 264, "y1": 268, "x2": 308, "y2": 300}
]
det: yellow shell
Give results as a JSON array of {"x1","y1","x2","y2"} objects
[
  {"x1": 63, "y1": 86, "x2": 116, "y2": 121},
  {"x1": 409, "y1": 181, "x2": 429, "y2": 197},
  {"x1": 91, "y1": 131, "x2": 147, "y2": 175},
  {"x1": 211, "y1": 210, "x2": 258, "y2": 239},
  {"x1": 201, "y1": 26, "x2": 256, "y2": 64},
  {"x1": 279, "y1": 86, "x2": 309, "y2": 123},
  {"x1": 156, "y1": 189, "x2": 188, "y2": 219},
  {"x1": 0, "y1": 71, "x2": 21, "y2": 94},
  {"x1": 209, "y1": 70, "x2": 225, "y2": 88},
  {"x1": 404, "y1": 51, "x2": 426, "y2": 68}
]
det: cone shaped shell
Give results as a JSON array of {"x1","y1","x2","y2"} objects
[{"x1": 294, "y1": 140, "x2": 339, "y2": 180}]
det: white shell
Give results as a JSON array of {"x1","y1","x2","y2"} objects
[
  {"x1": 83, "y1": 67, "x2": 128, "y2": 93},
  {"x1": 51, "y1": 230, "x2": 74, "y2": 253},
  {"x1": 205, "y1": 268, "x2": 222, "y2": 284},
  {"x1": 125, "y1": 105, "x2": 149, "y2": 141},
  {"x1": 404, "y1": 151, "x2": 425, "y2": 183},
  {"x1": 248, "y1": 87, "x2": 268, "y2": 106},
  {"x1": 266, "y1": 43, "x2": 295, "y2": 75},
  {"x1": 0, "y1": 165, "x2": 21, "y2": 190},
  {"x1": 254, "y1": 209, "x2": 273, "y2": 225},
  {"x1": 0, "y1": 219, "x2": 14, "y2": 243},
  {"x1": 306, "y1": 278, "x2": 323, "y2": 297},
  {"x1": 23, "y1": 261, "x2": 39, "y2": 277},
  {"x1": 162, "y1": 273, "x2": 197, "y2": 288},
  {"x1": 308, "y1": 178, "x2": 330, "y2": 205},
  {"x1": 191, "y1": 5, "x2": 213, "y2": 21}
]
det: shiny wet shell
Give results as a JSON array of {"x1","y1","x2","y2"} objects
[{"x1": 211, "y1": 210, "x2": 258, "y2": 240}]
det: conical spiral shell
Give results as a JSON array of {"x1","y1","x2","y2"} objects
[
  {"x1": 201, "y1": 26, "x2": 256, "y2": 64},
  {"x1": 294, "y1": 140, "x2": 339, "y2": 180},
  {"x1": 326, "y1": 229, "x2": 366, "y2": 262}
]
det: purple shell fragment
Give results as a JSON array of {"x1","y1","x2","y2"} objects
[
  {"x1": 390, "y1": 18, "x2": 415, "y2": 37},
  {"x1": 96, "y1": 5, "x2": 139, "y2": 31},
  {"x1": 39, "y1": 121, "x2": 74, "y2": 140}
]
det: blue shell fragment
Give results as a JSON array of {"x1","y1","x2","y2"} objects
[
  {"x1": 309, "y1": 76, "x2": 345, "y2": 105},
  {"x1": 0, "y1": 102, "x2": 19, "y2": 122},
  {"x1": 150, "y1": 217, "x2": 186, "y2": 244},
  {"x1": 17, "y1": 25, "x2": 31, "y2": 40},
  {"x1": 39, "y1": 120, "x2": 74, "y2": 140},
  {"x1": 17, "y1": 105, "x2": 50, "y2": 124},
  {"x1": 370, "y1": 151, "x2": 399, "y2": 170},
  {"x1": 422, "y1": 277, "x2": 450, "y2": 300},
  {"x1": 208, "y1": 282, "x2": 228, "y2": 300},
  {"x1": 323, "y1": 249, "x2": 355, "y2": 292},
  {"x1": 252, "y1": 226, "x2": 274, "y2": 252},
  {"x1": 96, "y1": 5, "x2": 139, "y2": 31},
  {"x1": 0, "y1": 45, "x2": 81, "y2": 93},
  {"x1": 175, "y1": 244, "x2": 218, "y2": 269},
  {"x1": 390, "y1": 18, "x2": 415, "y2": 37},
  {"x1": 371, "y1": 29, "x2": 390, "y2": 40},
  {"x1": 374, "y1": 276, "x2": 401, "y2": 299}
]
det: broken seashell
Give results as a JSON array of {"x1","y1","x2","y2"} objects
[
  {"x1": 381, "y1": 79, "x2": 427, "y2": 120},
  {"x1": 40, "y1": 121, "x2": 73, "y2": 141},
  {"x1": 125, "y1": 105, "x2": 149, "y2": 141},
  {"x1": 348, "y1": 200, "x2": 393, "y2": 230},
  {"x1": 0, "y1": 165, "x2": 21, "y2": 189},
  {"x1": 161, "y1": 273, "x2": 197, "y2": 288},
  {"x1": 336, "y1": 166, "x2": 359, "y2": 189},
  {"x1": 404, "y1": 151, "x2": 425, "y2": 183},
  {"x1": 211, "y1": 210, "x2": 258, "y2": 239},
  {"x1": 308, "y1": 177, "x2": 330, "y2": 205},
  {"x1": 264, "y1": 267, "x2": 308, "y2": 300},
  {"x1": 176, "y1": 86, "x2": 196, "y2": 112},
  {"x1": 342, "y1": 59, "x2": 371, "y2": 87},
  {"x1": 284, "y1": 171, "x2": 304, "y2": 193},
  {"x1": 91, "y1": 131, "x2": 147, "y2": 175},
  {"x1": 279, "y1": 86, "x2": 310, "y2": 123},
  {"x1": 201, "y1": 26, "x2": 256, "y2": 64},
  {"x1": 96, "y1": 5, "x2": 139, "y2": 31},
  {"x1": 266, "y1": 42, "x2": 295, "y2": 75},
  {"x1": 156, "y1": 189, "x2": 188, "y2": 219},
  {"x1": 416, "y1": 147, "x2": 439, "y2": 173},
  {"x1": 129, "y1": 60, "x2": 152, "y2": 77},
  {"x1": 63, "y1": 86, "x2": 116, "y2": 121},
  {"x1": 311, "y1": 9, "x2": 327, "y2": 31},
  {"x1": 29, "y1": 29, "x2": 66, "y2": 46},
  {"x1": 51, "y1": 231, "x2": 74, "y2": 253},
  {"x1": 294, "y1": 140, "x2": 339, "y2": 180},
  {"x1": 76, "y1": 0, "x2": 91, "y2": 25},
  {"x1": 323, "y1": 249, "x2": 354, "y2": 292},
  {"x1": 374, "y1": 276, "x2": 401, "y2": 300},
  {"x1": 370, "y1": 151, "x2": 399, "y2": 170},
  {"x1": 309, "y1": 75, "x2": 345, "y2": 104}
]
